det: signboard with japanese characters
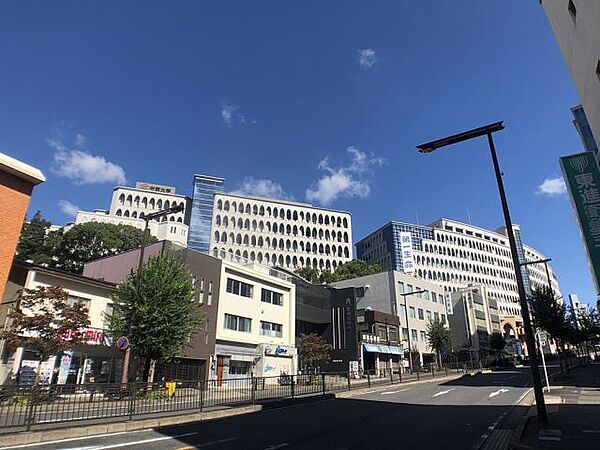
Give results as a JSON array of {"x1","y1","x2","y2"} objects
[
  {"x1": 560, "y1": 152, "x2": 600, "y2": 294},
  {"x1": 399, "y1": 232, "x2": 415, "y2": 273},
  {"x1": 135, "y1": 181, "x2": 176, "y2": 194}
]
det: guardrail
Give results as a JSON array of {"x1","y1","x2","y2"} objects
[{"x1": 0, "y1": 366, "x2": 473, "y2": 434}]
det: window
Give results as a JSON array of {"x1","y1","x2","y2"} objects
[
  {"x1": 226, "y1": 278, "x2": 253, "y2": 298},
  {"x1": 409, "y1": 306, "x2": 416, "y2": 319},
  {"x1": 568, "y1": 0, "x2": 576, "y2": 21},
  {"x1": 402, "y1": 328, "x2": 409, "y2": 340},
  {"x1": 434, "y1": 312, "x2": 440, "y2": 322},
  {"x1": 407, "y1": 284, "x2": 413, "y2": 293},
  {"x1": 418, "y1": 308, "x2": 424, "y2": 320},
  {"x1": 229, "y1": 360, "x2": 251, "y2": 375},
  {"x1": 260, "y1": 321, "x2": 283, "y2": 338},
  {"x1": 388, "y1": 327, "x2": 398, "y2": 342},
  {"x1": 420, "y1": 331, "x2": 427, "y2": 342},
  {"x1": 431, "y1": 292, "x2": 437, "y2": 303},
  {"x1": 426, "y1": 310, "x2": 432, "y2": 321},
  {"x1": 399, "y1": 304, "x2": 406, "y2": 318},
  {"x1": 377, "y1": 325, "x2": 387, "y2": 340},
  {"x1": 441, "y1": 314, "x2": 446, "y2": 325},
  {"x1": 398, "y1": 282, "x2": 405, "y2": 293},
  {"x1": 102, "y1": 303, "x2": 113, "y2": 327},
  {"x1": 67, "y1": 295, "x2": 91, "y2": 314},
  {"x1": 224, "y1": 314, "x2": 251, "y2": 332},
  {"x1": 596, "y1": 59, "x2": 600, "y2": 82},
  {"x1": 411, "y1": 329, "x2": 418, "y2": 341},
  {"x1": 261, "y1": 288, "x2": 283, "y2": 306}
]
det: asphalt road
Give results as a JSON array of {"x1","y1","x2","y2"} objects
[{"x1": 6, "y1": 367, "x2": 558, "y2": 450}]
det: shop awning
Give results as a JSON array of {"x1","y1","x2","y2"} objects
[{"x1": 363, "y1": 343, "x2": 404, "y2": 355}]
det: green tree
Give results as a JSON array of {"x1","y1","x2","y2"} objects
[
  {"x1": 531, "y1": 286, "x2": 568, "y2": 372},
  {"x1": 107, "y1": 254, "x2": 200, "y2": 383},
  {"x1": 295, "y1": 267, "x2": 320, "y2": 283},
  {"x1": 329, "y1": 259, "x2": 382, "y2": 282},
  {"x1": 16, "y1": 211, "x2": 55, "y2": 265},
  {"x1": 426, "y1": 318, "x2": 450, "y2": 367},
  {"x1": 298, "y1": 333, "x2": 332, "y2": 372},
  {"x1": 54, "y1": 222, "x2": 157, "y2": 274},
  {"x1": 1, "y1": 286, "x2": 90, "y2": 385}
]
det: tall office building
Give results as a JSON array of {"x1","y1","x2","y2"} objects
[
  {"x1": 188, "y1": 174, "x2": 225, "y2": 253},
  {"x1": 542, "y1": 0, "x2": 600, "y2": 161},
  {"x1": 356, "y1": 219, "x2": 562, "y2": 323},
  {"x1": 209, "y1": 192, "x2": 353, "y2": 271}
]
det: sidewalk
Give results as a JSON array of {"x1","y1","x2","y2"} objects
[{"x1": 518, "y1": 362, "x2": 600, "y2": 449}]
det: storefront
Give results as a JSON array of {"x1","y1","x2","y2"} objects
[
  {"x1": 213, "y1": 342, "x2": 257, "y2": 385},
  {"x1": 361, "y1": 343, "x2": 404, "y2": 376},
  {"x1": 254, "y1": 343, "x2": 297, "y2": 381}
]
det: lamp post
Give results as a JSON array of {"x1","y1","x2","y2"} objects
[
  {"x1": 398, "y1": 288, "x2": 425, "y2": 372},
  {"x1": 519, "y1": 258, "x2": 553, "y2": 297},
  {"x1": 120, "y1": 204, "x2": 184, "y2": 386},
  {"x1": 416, "y1": 121, "x2": 547, "y2": 423}
]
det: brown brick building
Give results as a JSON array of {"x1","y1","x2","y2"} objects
[{"x1": 0, "y1": 153, "x2": 45, "y2": 300}]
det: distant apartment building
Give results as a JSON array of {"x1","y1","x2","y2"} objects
[
  {"x1": 543, "y1": 0, "x2": 600, "y2": 161},
  {"x1": 448, "y1": 285, "x2": 501, "y2": 358},
  {"x1": 356, "y1": 219, "x2": 562, "y2": 324},
  {"x1": 0, "y1": 153, "x2": 45, "y2": 300},
  {"x1": 75, "y1": 181, "x2": 191, "y2": 247},
  {"x1": 331, "y1": 271, "x2": 447, "y2": 366},
  {"x1": 83, "y1": 241, "x2": 297, "y2": 383},
  {"x1": 188, "y1": 174, "x2": 225, "y2": 253},
  {"x1": 209, "y1": 193, "x2": 353, "y2": 271}
]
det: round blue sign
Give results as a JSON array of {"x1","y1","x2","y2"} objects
[{"x1": 116, "y1": 336, "x2": 130, "y2": 350}]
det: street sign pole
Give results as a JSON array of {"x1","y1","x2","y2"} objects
[{"x1": 537, "y1": 331, "x2": 550, "y2": 392}]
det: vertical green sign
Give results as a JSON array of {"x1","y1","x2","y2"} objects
[{"x1": 560, "y1": 152, "x2": 600, "y2": 294}]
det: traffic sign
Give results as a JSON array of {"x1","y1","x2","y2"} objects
[{"x1": 116, "y1": 336, "x2": 130, "y2": 350}]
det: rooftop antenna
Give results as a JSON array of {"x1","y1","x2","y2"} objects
[{"x1": 467, "y1": 204, "x2": 472, "y2": 225}]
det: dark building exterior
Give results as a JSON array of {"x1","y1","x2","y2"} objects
[{"x1": 357, "y1": 309, "x2": 403, "y2": 375}]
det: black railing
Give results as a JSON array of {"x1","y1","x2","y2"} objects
[{"x1": 2, "y1": 358, "x2": 563, "y2": 434}]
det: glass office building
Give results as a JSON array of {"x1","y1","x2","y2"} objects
[{"x1": 188, "y1": 174, "x2": 225, "y2": 253}]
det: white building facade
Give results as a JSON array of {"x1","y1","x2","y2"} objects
[
  {"x1": 213, "y1": 259, "x2": 297, "y2": 383},
  {"x1": 74, "y1": 181, "x2": 191, "y2": 247},
  {"x1": 356, "y1": 219, "x2": 562, "y2": 321},
  {"x1": 209, "y1": 193, "x2": 353, "y2": 272}
]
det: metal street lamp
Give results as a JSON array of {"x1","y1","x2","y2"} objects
[
  {"x1": 416, "y1": 121, "x2": 548, "y2": 423},
  {"x1": 398, "y1": 288, "x2": 425, "y2": 372},
  {"x1": 519, "y1": 258, "x2": 553, "y2": 297},
  {"x1": 120, "y1": 203, "x2": 184, "y2": 386}
]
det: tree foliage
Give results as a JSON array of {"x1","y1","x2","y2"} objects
[
  {"x1": 107, "y1": 254, "x2": 200, "y2": 382},
  {"x1": 16, "y1": 211, "x2": 58, "y2": 266},
  {"x1": 426, "y1": 318, "x2": 450, "y2": 366},
  {"x1": 298, "y1": 333, "x2": 332, "y2": 371},
  {"x1": 530, "y1": 287, "x2": 568, "y2": 342},
  {"x1": 295, "y1": 260, "x2": 382, "y2": 285},
  {"x1": 0, "y1": 286, "x2": 90, "y2": 385},
  {"x1": 54, "y1": 222, "x2": 157, "y2": 274}
]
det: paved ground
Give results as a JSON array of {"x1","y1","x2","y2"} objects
[
  {"x1": 5, "y1": 367, "x2": 557, "y2": 450},
  {"x1": 520, "y1": 362, "x2": 600, "y2": 450}
]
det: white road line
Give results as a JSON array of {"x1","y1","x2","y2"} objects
[
  {"x1": 61, "y1": 432, "x2": 200, "y2": 450},
  {"x1": 380, "y1": 388, "x2": 411, "y2": 395},
  {"x1": 1, "y1": 429, "x2": 154, "y2": 449},
  {"x1": 516, "y1": 388, "x2": 533, "y2": 405},
  {"x1": 489, "y1": 388, "x2": 510, "y2": 398},
  {"x1": 432, "y1": 388, "x2": 455, "y2": 398}
]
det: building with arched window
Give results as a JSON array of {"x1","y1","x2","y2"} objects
[
  {"x1": 209, "y1": 193, "x2": 353, "y2": 271},
  {"x1": 356, "y1": 218, "x2": 562, "y2": 326}
]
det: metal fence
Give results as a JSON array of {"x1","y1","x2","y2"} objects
[{"x1": 0, "y1": 364, "x2": 486, "y2": 434}]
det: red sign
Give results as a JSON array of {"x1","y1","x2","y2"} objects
[{"x1": 62, "y1": 328, "x2": 107, "y2": 346}]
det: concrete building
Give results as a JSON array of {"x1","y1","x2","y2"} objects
[
  {"x1": 84, "y1": 241, "x2": 297, "y2": 383},
  {"x1": 542, "y1": 0, "x2": 600, "y2": 161},
  {"x1": 331, "y1": 271, "x2": 447, "y2": 366},
  {"x1": 1, "y1": 261, "x2": 117, "y2": 385},
  {"x1": 188, "y1": 174, "x2": 225, "y2": 253},
  {"x1": 356, "y1": 219, "x2": 562, "y2": 325},
  {"x1": 572, "y1": 105, "x2": 599, "y2": 159},
  {"x1": 209, "y1": 192, "x2": 353, "y2": 272},
  {"x1": 0, "y1": 153, "x2": 45, "y2": 300},
  {"x1": 449, "y1": 285, "x2": 501, "y2": 359},
  {"x1": 74, "y1": 181, "x2": 191, "y2": 247}
]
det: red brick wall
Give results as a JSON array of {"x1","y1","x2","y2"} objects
[{"x1": 0, "y1": 171, "x2": 34, "y2": 300}]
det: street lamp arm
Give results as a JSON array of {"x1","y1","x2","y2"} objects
[{"x1": 416, "y1": 121, "x2": 504, "y2": 153}]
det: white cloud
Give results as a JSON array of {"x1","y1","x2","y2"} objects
[
  {"x1": 221, "y1": 103, "x2": 246, "y2": 126},
  {"x1": 74, "y1": 133, "x2": 87, "y2": 148},
  {"x1": 358, "y1": 48, "x2": 376, "y2": 69},
  {"x1": 48, "y1": 135, "x2": 126, "y2": 185},
  {"x1": 306, "y1": 146, "x2": 384, "y2": 205},
  {"x1": 58, "y1": 200, "x2": 79, "y2": 218},
  {"x1": 537, "y1": 177, "x2": 567, "y2": 197},
  {"x1": 231, "y1": 177, "x2": 293, "y2": 201}
]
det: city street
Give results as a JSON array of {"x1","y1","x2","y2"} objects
[{"x1": 8, "y1": 367, "x2": 558, "y2": 450}]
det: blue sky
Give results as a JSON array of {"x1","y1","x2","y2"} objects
[{"x1": 1, "y1": 1, "x2": 594, "y2": 303}]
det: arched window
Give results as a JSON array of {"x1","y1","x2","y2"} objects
[
  {"x1": 164, "y1": 200, "x2": 170, "y2": 210},
  {"x1": 236, "y1": 234, "x2": 242, "y2": 245},
  {"x1": 237, "y1": 218, "x2": 243, "y2": 229},
  {"x1": 118, "y1": 194, "x2": 125, "y2": 205},
  {"x1": 243, "y1": 235, "x2": 249, "y2": 246},
  {"x1": 251, "y1": 236, "x2": 256, "y2": 246},
  {"x1": 124, "y1": 210, "x2": 130, "y2": 217},
  {"x1": 273, "y1": 208, "x2": 279, "y2": 219},
  {"x1": 258, "y1": 236, "x2": 264, "y2": 247},
  {"x1": 222, "y1": 233, "x2": 227, "y2": 243},
  {"x1": 214, "y1": 231, "x2": 220, "y2": 243},
  {"x1": 245, "y1": 204, "x2": 251, "y2": 214},
  {"x1": 343, "y1": 232, "x2": 349, "y2": 243},
  {"x1": 132, "y1": 212, "x2": 138, "y2": 218},
  {"x1": 223, "y1": 216, "x2": 229, "y2": 227},
  {"x1": 217, "y1": 199, "x2": 223, "y2": 210},
  {"x1": 244, "y1": 219, "x2": 250, "y2": 230},
  {"x1": 238, "y1": 202, "x2": 244, "y2": 213},
  {"x1": 149, "y1": 198, "x2": 155, "y2": 209},
  {"x1": 343, "y1": 217, "x2": 348, "y2": 228},
  {"x1": 116, "y1": 209, "x2": 122, "y2": 216},
  {"x1": 216, "y1": 215, "x2": 221, "y2": 226},
  {"x1": 344, "y1": 247, "x2": 349, "y2": 258},
  {"x1": 157, "y1": 199, "x2": 163, "y2": 209},
  {"x1": 253, "y1": 205, "x2": 258, "y2": 215},
  {"x1": 224, "y1": 201, "x2": 230, "y2": 211}
]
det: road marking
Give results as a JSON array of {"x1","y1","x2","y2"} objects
[
  {"x1": 381, "y1": 388, "x2": 411, "y2": 395},
  {"x1": 1, "y1": 429, "x2": 154, "y2": 449},
  {"x1": 516, "y1": 388, "x2": 533, "y2": 404},
  {"x1": 489, "y1": 388, "x2": 510, "y2": 398},
  {"x1": 264, "y1": 444, "x2": 289, "y2": 449},
  {"x1": 61, "y1": 432, "x2": 200, "y2": 450},
  {"x1": 432, "y1": 388, "x2": 455, "y2": 398},
  {"x1": 583, "y1": 430, "x2": 600, "y2": 434}
]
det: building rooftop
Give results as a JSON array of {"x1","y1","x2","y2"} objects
[
  {"x1": 0, "y1": 152, "x2": 45, "y2": 185},
  {"x1": 216, "y1": 191, "x2": 352, "y2": 215}
]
